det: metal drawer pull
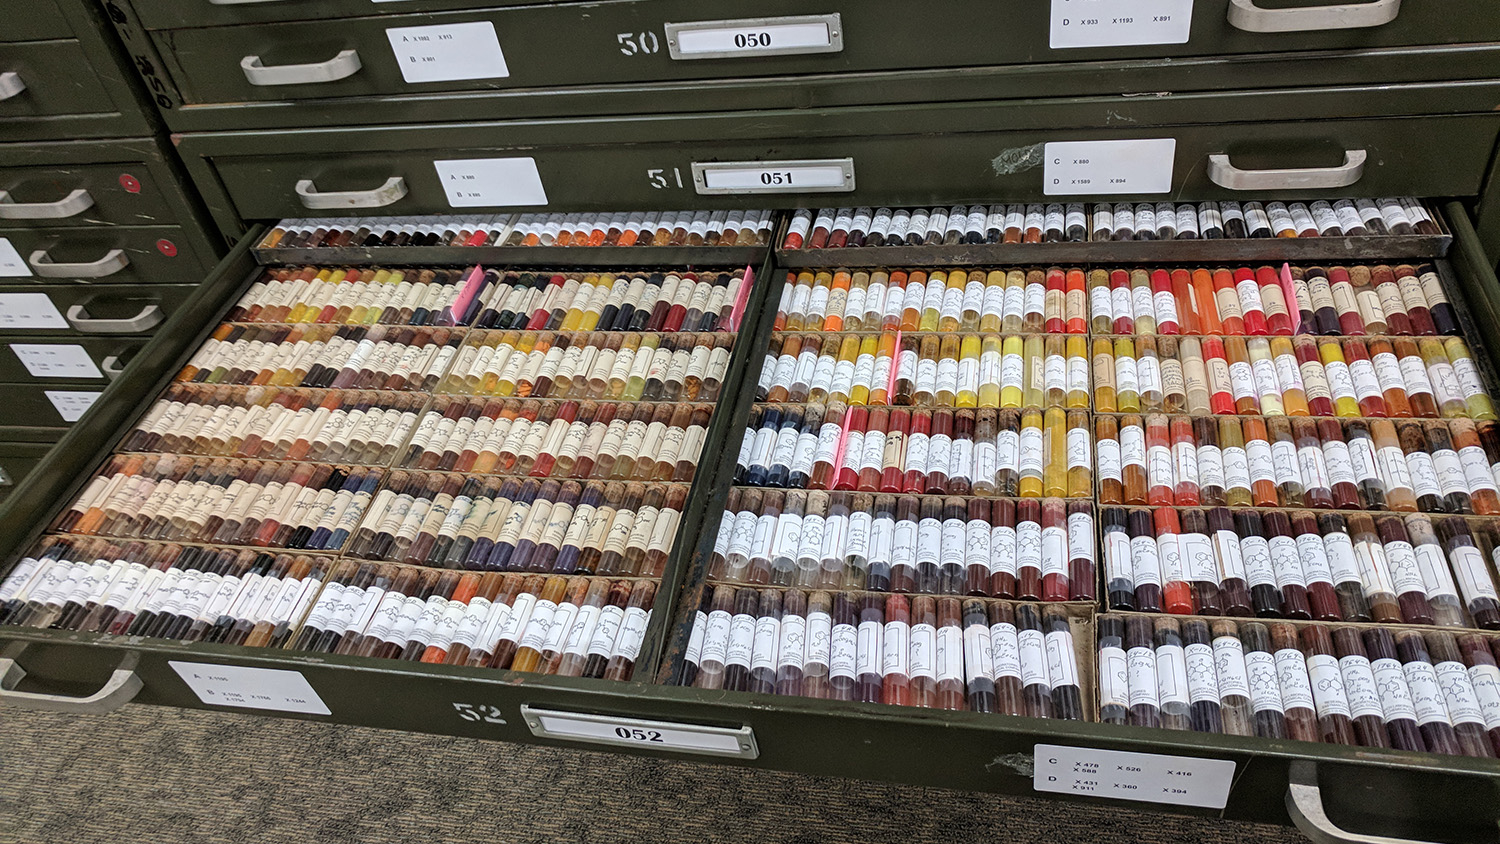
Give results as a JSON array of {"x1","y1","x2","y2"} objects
[
  {"x1": 1286, "y1": 761, "x2": 1440, "y2": 844},
  {"x1": 1206, "y1": 149, "x2": 1366, "y2": 191},
  {"x1": 295, "y1": 176, "x2": 407, "y2": 209},
  {"x1": 211, "y1": 0, "x2": 290, "y2": 4},
  {"x1": 0, "y1": 654, "x2": 142, "y2": 714},
  {"x1": 101, "y1": 354, "x2": 127, "y2": 379},
  {"x1": 241, "y1": 49, "x2": 361, "y2": 86},
  {"x1": 0, "y1": 72, "x2": 25, "y2": 101},
  {"x1": 1228, "y1": 0, "x2": 1400, "y2": 32},
  {"x1": 29, "y1": 248, "x2": 130, "y2": 278},
  {"x1": 0, "y1": 188, "x2": 95, "y2": 220},
  {"x1": 66, "y1": 303, "x2": 163, "y2": 334}
]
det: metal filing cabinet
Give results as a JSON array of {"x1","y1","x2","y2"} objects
[
  {"x1": 3, "y1": 3, "x2": 1500, "y2": 842},
  {"x1": 0, "y1": 0, "x2": 224, "y2": 500}
]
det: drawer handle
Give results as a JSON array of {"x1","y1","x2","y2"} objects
[
  {"x1": 241, "y1": 49, "x2": 361, "y2": 86},
  {"x1": 0, "y1": 71, "x2": 24, "y2": 101},
  {"x1": 28, "y1": 248, "x2": 130, "y2": 278},
  {"x1": 1206, "y1": 149, "x2": 1366, "y2": 191},
  {"x1": 101, "y1": 354, "x2": 127, "y2": 379},
  {"x1": 1286, "y1": 760, "x2": 1440, "y2": 844},
  {"x1": 295, "y1": 176, "x2": 408, "y2": 209},
  {"x1": 211, "y1": 0, "x2": 291, "y2": 4},
  {"x1": 1228, "y1": 0, "x2": 1400, "y2": 32},
  {"x1": 0, "y1": 188, "x2": 95, "y2": 220},
  {"x1": 66, "y1": 303, "x2": 163, "y2": 334},
  {"x1": 0, "y1": 654, "x2": 142, "y2": 714}
]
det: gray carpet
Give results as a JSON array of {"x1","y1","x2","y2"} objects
[{"x1": 0, "y1": 703, "x2": 1306, "y2": 844}]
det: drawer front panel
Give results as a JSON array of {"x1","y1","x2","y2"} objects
[
  {"x1": 0, "y1": 283, "x2": 203, "y2": 337},
  {"x1": 201, "y1": 115, "x2": 1500, "y2": 219},
  {"x1": 0, "y1": 161, "x2": 182, "y2": 228},
  {"x1": 0, "y1": 227, "x2": 211, "y2": 286},
  {"x1": 0, "y1": 441, "x2": 54, "y2": 503},
  {"x1": 0, "y1": 0, "x2": 69, "y2": 41},
  {"x1": 0, "y1": 40, "x2": 117, "y2": 119},
  {"x1": 0, "y1": 382, "x2": 106, "y2": 428},
  {"x1": 0, "y1": 335, "x2": 147, "y2": 382},
  {"x1": 136, "y1": 0, "x2": 1500, "y2": 66}
]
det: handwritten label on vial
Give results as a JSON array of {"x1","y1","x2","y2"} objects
[
  {"x1": 692, "y1": 159, "x2": 855, "y2": 195},
  {"x1": 1049, "y1": 0, "x2": 1193, "y2": 49},
  {"x1": 10, "y1": 344, "x2": 102, "y2": 379},
  {"x1": 0, "y1": 294, "x2": 67, "y2": 330},
  {"x1": 386, "y1": 21, "x2": 510, "y2": 84},
  {"x1": 1033, "y1": 744, "x2": 1235, "y2": 809},
  {"x1": 44, "y1": 390, "x2": 102, "y2": 422},
  {"x1": 169, "y1": 661, "x2": 331, "y2": 715},
  {"x1": 666, "y1": 15, "x2": 843, "y2": 60},
  {"x1": 0, "y1": 238, "x2": 30, "y2": 277},
  {"x1": 1044, "y1": 139, "x2": 1176, "y2": 195},
  {"x1": 433, "y1": 157, "x2": 548, "y2": 207},
  {"x1": 521, "y1": 705, "x2": 758, "y2": 759}
]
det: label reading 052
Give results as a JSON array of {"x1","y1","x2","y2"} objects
[{"x1": 520, "y1": 705, "x2": 759, "y2": 758}]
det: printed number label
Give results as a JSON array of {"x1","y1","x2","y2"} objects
[
  {"x1": 667, "y1": 16, "x2": 841, "y2": 59},
  {"x1": 522, "y1": 705, "x2": 759, "y2": 758},
  {"x1": 452, "y1": 702, "x2": 507, "y2": 724},
  {"x1": 617, "y1": 32, "x2": 661, "y2": 55},
  {"x1": 614, "y1": 727, "x2": 666, "y2": 743},
  {"x1": 692, "y1": 158, "x2": 854, "y2": 194}
]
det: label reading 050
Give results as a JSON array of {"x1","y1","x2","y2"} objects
[{"x1": 666, "y1": 14, "x2": 844, "y2": 60}]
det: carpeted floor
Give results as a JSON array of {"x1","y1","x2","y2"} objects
[{"x1": 0, "y1": 703, "x2": 1307, "y2": 844}]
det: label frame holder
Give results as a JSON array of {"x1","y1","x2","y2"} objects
[
  {"x1": 691, "y1": 158, "x2": 856, "y2": 195},
  {"x1": 664, "y1": 14, "x2": 844, "y2": 61},
  {"x1": 520, "y1": 704, "x2": 760, "y2": 759}
]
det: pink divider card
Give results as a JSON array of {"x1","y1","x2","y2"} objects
[
  {"x1": 730, "y1": 265, "x2": 756, "y2": 332},
  {"x1": 1279, "y1": 263, "x2": 1301, "y2": 335}
]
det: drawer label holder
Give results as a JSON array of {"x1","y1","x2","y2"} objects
[
  {"x1": 666, "y1": 14, "x2": 843, "y2": 60},
  {"x1": 1033, "y1": 744, "x2": 1235, "y2": 808},
  {"x1": 692, "y1": 158, "x2": 855, "y2": 195},
  {"x1": 521, "y1": 704, "x2": 759, "y2": 758}
]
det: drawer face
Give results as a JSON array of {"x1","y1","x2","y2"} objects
[
  {"x1": 0, "y1": 335, "x2": 145, "y2": 382},
  {"x1": 0, "y1": 0, "x2": 69, "y2": 41},
  {"x1": 0, "y1": 283, "x2": 201, "y2": 336},
  {"x1": 0, "y1": 442, "x2": 55, "y2": 502},
  {"x1": 0, "y1": 40, "x2": 116, "y2": 119},
  {"x1": 203, "y1": 115, "x2": 1500, "y2": 217},
  {"x1": 136, "y1": 0, "x2": 1500, "y2": 71},
  {"x1": 0, "y1": 227, "x2": 211, "y2": 286},
  {"x1": 0, "y1": 161, "x2": 181, "y2": 228},
  {"x1": 0, "y1": 382, "x2": 105, "y2": 428}
]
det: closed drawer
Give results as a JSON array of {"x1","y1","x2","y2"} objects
[
  {"x1": 0, "y1": 283, "x2": 202, "y2": 337},
  {"x1": 0, "y1": 381, "x2": 108, "y2": 428},
  {"x1": 0, "y1": 0, "x2": 69, "y2": 41},
  {"x1": 134, "y1": 0, "x2": 1500, "y2": 66},
  {"x1": 0, "y1": 227, "x2": 211, "y2": 286},
  {"x1": 0, "y1": 335, "x2": 146, "y2": 382},
  {"x1": 188, "y1": 112, "x2": 1500, "y2": 220},
  {"x1": 0, "y1": 161, "x2": 185, "y2": 228},
  {"x1": 0, "y1": 440, "x2": 57, "y2": 503},
  {"x1": 0, "y1": 40, "x2": 117, "y2": 119}
]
